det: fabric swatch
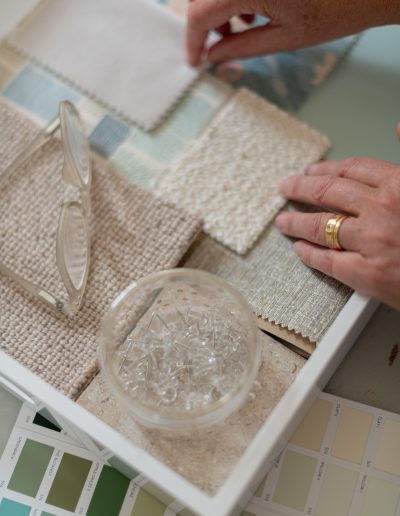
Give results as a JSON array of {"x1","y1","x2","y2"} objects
[
  {"x1": 8, "y1": 0, "x2": 199, "y2": 130},
  {"x1": 78, "y1": 331, "x2": 305, "y2": 495},
  {"x1": 0, "y1": 101, "x2": 201, "y2": 399},
  {"x1": 154, "y1": 88, "x2": 330, "y2": 254},
  {"x1": 165, "y1": 0, "x2": 358, "y2": 111},
  {"x1": 183, "y1": 226, "x2": 352, "y2": 343}
]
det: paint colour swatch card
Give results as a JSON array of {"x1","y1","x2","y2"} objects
[
  {"x1": 247, "y1": 393, "x2": 400, "y2": 516},
  {"x1": 0, "y1": 386, "x2": 178, "y2": 516}
]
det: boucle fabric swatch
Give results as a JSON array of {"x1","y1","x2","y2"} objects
[
  {"x1": 78, "y1": 331, "x2": 305, "y2": 495},
  {"x1": 8, "y1": 0, "x2": 199, "y2": 130},
  {"x1": 154, "y1": 88, "x2": 330, "y2": 254},
  {"x1": 0, "y1": 101, "x2": 201, "y2": 399},
  {"x1": 183, "y1": 227, "x2": 352, "y2": 343}
]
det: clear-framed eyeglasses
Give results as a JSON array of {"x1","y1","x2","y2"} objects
[{"x1": 0, "y1": 100, "x2": 92, "y2": 315}]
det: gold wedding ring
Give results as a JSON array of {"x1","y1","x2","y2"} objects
[{"x1": 325, "y1": 214, "x2": 348, "y2": 250}]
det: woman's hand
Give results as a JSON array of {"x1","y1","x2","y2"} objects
[
  {"x1": 275, "y1": 125, "x2": 400, "y2": 309},
  {"x1": 186, "y1": 0, "x2": 400, "y2": 66}
]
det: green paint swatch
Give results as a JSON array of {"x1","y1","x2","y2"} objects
[
  {"x1": 87, "y1": 465, "x2": 130, "y2": 516},
  {"x1": 130, "y1": 487, "x2": 166, "y2": 516},
  {"x1": 46, "y1": 453, "x2": 92, "y2": 511},
  {"x1": 33, "y1": 410, "x2": 61, "y2": 432},
  {"x1": 41, "y1": 512, "x2": 56, "y2": 516},
  {"x1": 8, "y1": 438, "x2": 54, "y2": 497},
  {"x1": 273, "y1": 450, "x2": 317, "y2": 510},
  {"x1": 0, "y1": 498, "x2": 31, "y2": 516},
  {"x1": 315, "y1": 463, "x2": 358, "y2": 516},
  {"x1": 361, "y1": 477, "x2": 400, "y2": 516}
]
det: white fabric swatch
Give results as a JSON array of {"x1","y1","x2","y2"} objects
[
  {"x1": 155, "y1": 88, "x2": 330, "y2": 254},
  {"x1": 8, "y1": 0, "x2": 199, "y2": 130}
]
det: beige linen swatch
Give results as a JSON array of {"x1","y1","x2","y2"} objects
[
  {"x1": 154, "y1": 88, "x2": 330, "y2": 254},
  {"x1": 0, "y1": 101, "x2": 201, "y2": 398}
]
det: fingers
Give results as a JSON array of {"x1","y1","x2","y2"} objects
[
  {"x1": 279, "y1": 175, "x2": 373, "y2": 215},
  {"x1": 186, "y1": 0, "x2": 239, "y2": 66},
  {"x1": 307, "y1": 157, "x2": 396, "y2": 187},
  {"x1": 207, "y1": 24, "x2": 289, "y2": 62},
  {"x1": 186, "y1": 0, "x2": 281, "y2": 65},
  {"x1": 275, "y1": 211, "x2": 359, "y2": 251},
  {"x1": 293, "y1": 241, "x2": 370, "y2": 295}
]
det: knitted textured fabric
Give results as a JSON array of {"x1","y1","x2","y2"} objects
[
  {"x1": 0, "y1": 101, "x2": 202, "y2": 399},
  {"x1": 154, "y1": 88, "x2": 330, "y2": 254}
]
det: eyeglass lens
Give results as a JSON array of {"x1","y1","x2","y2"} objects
[
  {"x1": 59, "y1": 203, "x2": 89, "y2": 291},
  {"x1": 63, "y1": 102, "x2": 91, "y2": 186}
]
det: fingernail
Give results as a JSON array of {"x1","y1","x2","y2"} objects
[
  {"x1": 293, "y1": 240, "x2": 305, "y2": 255},
  {"x1": 278, "y1": 177, "x2": 291, "y2": 194},
  {"x1": 293, "y1": 240, "x2": 311, "y2": 259},
  {"x1": 306, "y1": 163, "x2": 320, "y2": 175},
  {"x1": 274, "y1": 212, "x2": 286, "y2": 230}
]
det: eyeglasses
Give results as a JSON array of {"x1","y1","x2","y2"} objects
[{"x1": 0, "y1": 101, "x2": 92, "y2": 315}]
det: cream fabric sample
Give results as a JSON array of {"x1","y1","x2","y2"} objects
[
  {"x1": 0, "y1": 101, "x2": 201, "y2": 398},
  {"x1": 78, "y1": 331, "x2": 305, "y2": 495},
  {"x1": 8, "y1": 0, "x2": 199, "y2": 130},
  {"x1": 154, "y1": 88, "x2": 330, "y2": 254}
]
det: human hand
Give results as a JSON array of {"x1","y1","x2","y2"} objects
[
  {"x1": 275, "y1": 125, "x2": 400, "y2": 310},
  {"x1": 186, "y1": 0, "x2": 400, "y2": 66}
]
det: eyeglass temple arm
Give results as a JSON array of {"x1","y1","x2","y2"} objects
[
  {"x1": 0, "y1": 116, "x2": 61, "y2": 184},
  {"x1": 0, "y1": 261, "x2": 68, "y2": 315}
]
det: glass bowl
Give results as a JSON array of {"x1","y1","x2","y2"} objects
[{"x1": 99, "y1": 269, "x2": 261, "y2": 431}]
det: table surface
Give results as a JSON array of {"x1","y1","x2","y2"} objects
[{"x1": 1, "y1": 1, "x2": 400, "y2": 513}]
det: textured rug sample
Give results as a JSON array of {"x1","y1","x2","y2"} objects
[
  {"x1": 78, "y1": 331, "x2": 305, "y2": 495},
  {"x1": 0, "y1": 101, "x2": 201, "y2": 398},
  {"x1": 154, "y1": 88, "x2": 330, "y2": 254},
  {"x1": 8, "y1": 0, "x2": 199, "y2": 130}
]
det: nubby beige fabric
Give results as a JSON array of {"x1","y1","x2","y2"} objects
[
  {"x1": 155, "y1": 88, "x2": 330, "y2": 254},
  {"x1": 0, "y1": 101, "x2": 201, "y2": 398},
  {"x1": 78, "y1": 331, "x2": 305, "y2": 495}
]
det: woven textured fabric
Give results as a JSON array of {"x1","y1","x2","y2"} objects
[
  {"x1": 183, "y1": 226, "x2": 352, "y2": 343},
  {"x1": 0, "y1": 101, "x2": 201, "y2": 399},
  {"x1": 154, "y1": 88, "x2": 330, "y2": 254},
  {"x1": 78, "y1": 330, "x2": 305, "y2": 495}
]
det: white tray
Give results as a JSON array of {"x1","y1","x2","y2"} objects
[{"x1": 0, "y1": 293, "x2": 379, "y2": 515}]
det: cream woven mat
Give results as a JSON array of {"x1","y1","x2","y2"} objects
[{"x1": 0, "y1": 101, "x2": 201, "y2": 398}]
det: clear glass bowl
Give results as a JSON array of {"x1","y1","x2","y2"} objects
[{"x1": 99, "y1": 269, "x2": 261, "y2": 431}]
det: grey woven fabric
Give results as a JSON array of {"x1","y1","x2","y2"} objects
[
  {"x1": 0, "y1": 101, "x2": 202, "y2": 398},
  {"x1": 183, "y1": 224, "x2": 352, "y2": 343}
]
